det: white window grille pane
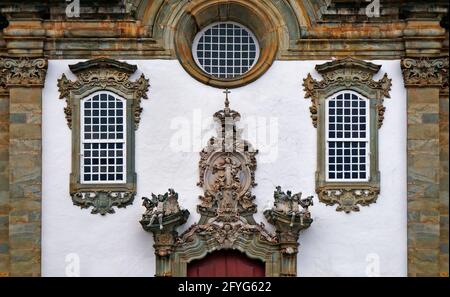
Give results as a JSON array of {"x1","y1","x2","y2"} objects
[
  {"x1": 80, "y1": 91, "x2": 127, "y2": 184},
  {"x1": 326, "y1": 91, "x2": 370, "y2": 182},
  {"x1": 193, "y1": 22, "x2": 260, "y2": 79}
]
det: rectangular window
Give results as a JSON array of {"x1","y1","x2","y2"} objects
[
  {"x1": 80, "y1": 92, "x2": 126, "y2": 184},
  {"x1": 326, "y1": 92, "x2": 369, "y2": 182}
]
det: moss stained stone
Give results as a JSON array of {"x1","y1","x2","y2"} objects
[
  {"x1": 0, "y1": 58, "x2": 47, "y2": 277},
  {"x1": 439, "y1": 93, "x2": 449, "y2": 276},
  {"x1": 403, "y1": 57, "x2": 448, "y2": 277},
  {"x1": 0, "y1": 93, "x2": 9, "y2": 276}
]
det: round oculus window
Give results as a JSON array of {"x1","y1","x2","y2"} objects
[{"x1": 192, "y1": 22, "x2": 260, "y2": 79}]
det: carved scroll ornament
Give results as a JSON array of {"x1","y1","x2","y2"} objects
[
  {"x1": 141, "y1": 91, "x2": 313, "y2": 277},
  {"x1": 169, "y1": 97, "x2": 282, "y2": 276},
  {"x1": 140, "y1": 189, "x2": 189, "y2": 257},
  {"x1": 177, "y1": 221, "x2": 277, "y2": 248},
  {"x1": 197, "y1": 96, "x2": 258, "y2": 222},
  {"x1": 303, "y1": 57, "x2": 392, "y2": 128},
  {"x1": 57, "y1": 58, "x2": 149, "y2": 129},
  {"x1": 0, "y1": 57, "x2": 48, "y2": 87},
  {"x1": 316, "y1": 186, "x2": 379, "y2": 213},
  {"x1": 72, "y1": 191, "x2": 134, "y2": 215},
  {"x1": 401, "y1": 56, "x2": 449, "y2": 88},
  {"x1": 264, "y1": 187, "x2": 313, "y2": 253}
]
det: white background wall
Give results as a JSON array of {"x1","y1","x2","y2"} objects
[{"x1": 42, "y1": 59, "x2": 407, "y2": 277}]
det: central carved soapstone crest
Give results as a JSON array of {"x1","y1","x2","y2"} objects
[
  {"x1": 197, "y1": 90, "x2": 258, "y2": 224},
  {"x1": 140, "y1": 90, "x2": 314, "y2": 277}
]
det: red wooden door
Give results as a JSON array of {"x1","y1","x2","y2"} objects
[{"x1": 187, "y1": 250, "x2": 265, "y2": 277}]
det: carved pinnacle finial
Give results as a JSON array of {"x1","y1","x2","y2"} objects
[
  {"x1": 213, "y1": 88, "x2": 240, "y2": 126},
  {"x1": 223, "y1": 88, "x2": 231, "y2": 109}
]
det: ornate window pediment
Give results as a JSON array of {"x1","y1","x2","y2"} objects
[
  {"x1": 303, "y1": 57, "x2": 392, "y2": 213},
  {"x1": 58, "y1": 58, "x2": 149, "y2": 215}
]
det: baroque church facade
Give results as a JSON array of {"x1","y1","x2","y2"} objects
[{"x1": 0, "y1": 0, "x2": 448, "y2": 277}]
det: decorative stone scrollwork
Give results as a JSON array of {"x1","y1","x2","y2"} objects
[
  {"x1": 0, "y1": 57, "x2": 48, "y2": 87},
  {"x1": 140, "y1": 189, "x2": 189, "y2": 258},
  {"x1": 303, "y1": 57, "x2": 389, "y2": 213},
  {"x1": 303, "y1": 57, "x2": 392, "y2": 128},
  {"x1": 316, "y1": 186, "x2": 379, "y2": 213},
  {"x1": 263, "y1": 186, "x2": 314, "y2": 277},
  {"x1": 177, "y1": 222, "x2": 277, "y2": 248},
  {"x1": 0, "y1": 69, "x2": 5, "y2": 89},
  {"x1": 170, "y1": 94, "x2": 284, "y2": 276},
  {"x1": 401, "y1": 56, "x2": 449, "y2": 88},
  {"x1": 58, "y1": 58, "x2": 149, "y2": 129},
  {"x1": 72, "y1": 191, "x2": 134, "y2": 215},
  {"x1": 141, "y1": 91, "x2": 313, "y2": 277},
  {"x1": 264, "y1": 187, "x2": 313, "y2": 254},
  {"x1": 197, "y1": 93, "x2": 258, "y2": 222},
  {"x1": 58, "y1": 58, "x2": 149, "y2": 215}
]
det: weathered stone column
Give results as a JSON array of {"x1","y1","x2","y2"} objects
[
  {"x1": 401, "y1": 56, "x2": 449, "y2": 276},
  {"x1": 0, "y1": 57, "x2": 47, "y2": 276},
  {"x1": 0, "y1": 5, "x2": 48, "y2": 276},
  {"x1": 439, "y1": 74, "x2": 449, "y2": 277},
  {"x1": 0, "y1": 70, "x2": 9, "y2": 276}
]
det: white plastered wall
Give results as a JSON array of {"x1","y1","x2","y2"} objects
[{"x1": 42, "y1": 59, "x2": 407, "y2": 277}]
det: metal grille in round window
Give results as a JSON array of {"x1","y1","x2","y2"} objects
[{"x1": 193, "y1": 22, "x2": 260, "y2": 79}]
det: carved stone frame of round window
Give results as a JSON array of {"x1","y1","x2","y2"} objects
[
  {"x1": 191, "y1": 21, "x2": 261, "y2": 80},
  {"x1": 174, "y1": 1, "x2": 279, "y2": 89}
]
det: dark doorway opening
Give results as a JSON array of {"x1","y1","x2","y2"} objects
[{"x1": 187, "y1": 250, "x2": 265, "y2": 277}]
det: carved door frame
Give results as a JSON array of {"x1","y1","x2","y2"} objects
[
  {"x1": 141, "y1": 93, "x2": 313, "y2": 277},
  {"x1": 172, "y1": 227, "x2": 280, "y2": 277}
]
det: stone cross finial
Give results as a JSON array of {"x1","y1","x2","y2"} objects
[{"x1": 223, "y1": 88, "x2": 231, "y2": 109}]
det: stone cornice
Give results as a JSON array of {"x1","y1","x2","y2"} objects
[
  {"x1": 401, "y1": 56, "x2": 449, "y2": 88},
  {"x1": 0, "y1": 57, "x2": 48, "y2": 87},
  {"x1": 1, "y1": 1, "x2": 447, "y2": 60},
  {"x1": 69, "y1": 57, "x2": 137, "y2": 75},
  {"x1": 315, "y1": 56, "x2": 382, "y2": 78}
]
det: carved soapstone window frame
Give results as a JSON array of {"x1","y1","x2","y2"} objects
[
  {"x1": 58, "y1": 58, "x2": 149, "y2": 215},
  {"x1": 191, "y1": 21, "x2": 261, "y2": 79},
  {"x1": 174, "y1": 1, "x2": 278, "y2": 89},
  {"x1": 303, "y1": 57, "x2": 392, "y2": 213}
]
